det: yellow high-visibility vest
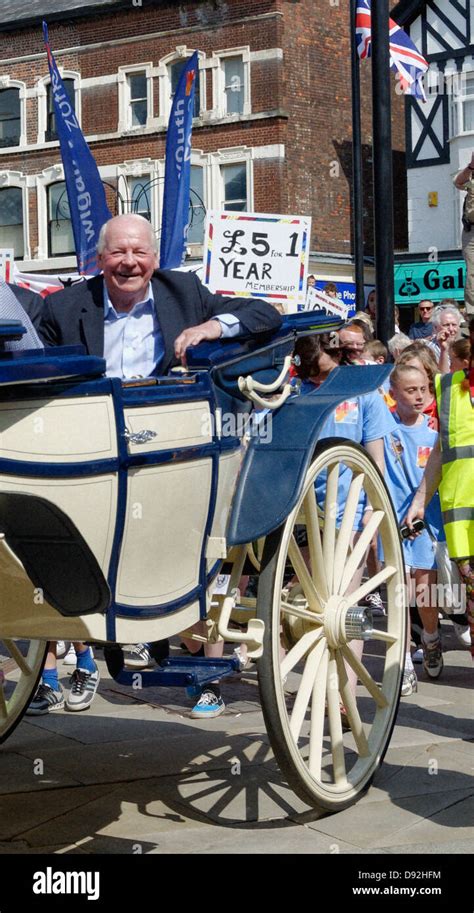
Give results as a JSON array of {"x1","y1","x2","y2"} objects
[{"x1": 435, "y1": 370, "x2": 474, "y2": 559}]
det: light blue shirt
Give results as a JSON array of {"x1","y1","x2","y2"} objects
[{"x1": 103, "y1": 283, "x2": 241, "y2": 379}]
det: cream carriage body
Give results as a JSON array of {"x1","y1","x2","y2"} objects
[{"x1": 0, "y1": 315, "x2": 406, "y2": 812}]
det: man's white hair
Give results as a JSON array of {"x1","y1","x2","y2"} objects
[
  {"x1": 97, "y1": 214, "x2": 158, "y2": 254},
  {"x1": 431, "y1": 304, "x2": 462, "y2": 329},
  {"x1": 388, "y1": 332, "x2": 411, "y2": 357}
]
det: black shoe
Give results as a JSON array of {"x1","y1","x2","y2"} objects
[{"x1": 26, "y1": 682, "x2": 64, "y2": 715}]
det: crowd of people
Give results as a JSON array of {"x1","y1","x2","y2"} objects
[
  {"x1": 1, "y1": 228, "x2": 472, "y2": 722},
  {"x1": 293, "y1": 295, "x2": 473, "y2": 698}
]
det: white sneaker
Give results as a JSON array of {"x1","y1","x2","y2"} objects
[
  {"x1": 63, "y1": 643, "x2": 76, "y2": 665},
  {"x1": 453, "y1": 622, "x2": 471, "y2": 647},
  {"x1": 63, "y1": 644, "x2": 94, "y2": 665},
  {"x1": 56, "y1": 641, "x2": 66, "y2": 658}
]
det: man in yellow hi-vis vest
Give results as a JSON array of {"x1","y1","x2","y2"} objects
[{"x1": 406, "y1": 318, "x2": 474, "y2": 656}]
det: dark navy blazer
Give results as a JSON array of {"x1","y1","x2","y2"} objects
[{"x1": 39, "y1": 270, "x2": 282, "y2": 374}]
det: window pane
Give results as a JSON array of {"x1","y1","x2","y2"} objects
[
  {"x1": 463, "y1": 99, "x2": 474, "y2": 132},
  {"x1": 48, "y1": 182, "x2": 74, "y2": 256},
  {"x1": 463, "y1": 73, "x2": 474, "y2": 97},
  {"x1": 131, "y1": 99, "x2": 147, "y2": 126},
  {"x1": 130, "y1": 176, "x2": 151, "y2": 220},
  {"x1": 169, "y1": 58, "x2": 200, "y2": 117},
  {"x1": 188, "y1": 166, "x2": 205, "y2": 244},
  {"x1": 0, "y1": 187, "x2": 23, "y2": 258},
  {"x1": 129, "y1": 74, "x2": 147, "y2": 100},
  {"x1": 0, "y1": 89, "x2": 20, "y2": 146},
  {"x1": 47, "y1": 79, "x2": 75, "y2": 140},
  {"x1": 224, "y1": 58, "x2": 244, "y2": 114},
  {"x1": 223, "y1": 163, "x2": 247, "y2": 210}
]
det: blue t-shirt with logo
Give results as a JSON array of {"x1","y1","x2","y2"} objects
[
  {"x1": 300, "y1": 380, "x2": 397, "y2": 527},
  {"x1": 384, "y1": 414, "x2": 444, "y2": 569}
]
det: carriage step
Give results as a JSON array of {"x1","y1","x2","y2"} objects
[{"x1": 111, "y1": 655, "x2": 241, "y2": 689}]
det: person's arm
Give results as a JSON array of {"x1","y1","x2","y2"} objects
[
  {"x1": 37, "y1": 293, "x2": 62, "y2": 347},
  {"x1": 404, "y1": 439, "x2": 442, "y2": 530},
  {"x1": 173, "y1": 273, "x2": 283, "y2": 363},
  {"x1": 191, "y1": 273, "x2": 283, "y2": 335},
  {"x1": 454, "y1": 153, "x2": 474, "y2": 189},
  {"x1": 436, "y1": 330, "x2": 452, "y2": 374},
  {"x1": 365, "y1": 437, "x2": 384, "y2": 474}
]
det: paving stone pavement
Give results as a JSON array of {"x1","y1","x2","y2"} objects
[{"x1": 0, "y1": 628, "x2": 472, "y2": 856}]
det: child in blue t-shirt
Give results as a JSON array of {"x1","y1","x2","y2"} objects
[
  {"x1": 294, "y1": 334, "x2": 398, "y2": 697},
  {"x1": 384, "y1": 364, "x2": 444, "y2": 695}
]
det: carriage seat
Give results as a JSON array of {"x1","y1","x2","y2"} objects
[{"x1": 0, "y1": 493, "x2": 110, "y2": 617}]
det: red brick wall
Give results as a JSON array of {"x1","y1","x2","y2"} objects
[{"x1": 0, "y1": 0, "x2": 407, "y2": 263}]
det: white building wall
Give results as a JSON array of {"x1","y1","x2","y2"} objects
[{"x1": 407, "y1": 163, "x2": 457, "y2": 253}]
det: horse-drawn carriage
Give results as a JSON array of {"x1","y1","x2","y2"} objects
[{"x1": 0, "y1": 312, "x2": 405, "y2": 812}]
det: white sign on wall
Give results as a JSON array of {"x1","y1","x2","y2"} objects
[
  {"x1": 203, "y1": 211, "x2": 311, "y2": 311},
  {"x1": 0, "y1": 250, "x2": 14, "y2": 283},
  {"x1": 305, "y1": 286, "x2": 349, "y2": 319}
]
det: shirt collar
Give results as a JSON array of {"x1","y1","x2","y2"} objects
[{"x1": 103, "y1": 282, "x2": 154, "y2": 318}]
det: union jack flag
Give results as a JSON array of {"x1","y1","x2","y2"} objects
[{"x1": 356, "y1": 0, "x2": 428, "y2": 101}]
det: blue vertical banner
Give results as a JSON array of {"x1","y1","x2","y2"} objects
[
  {"x1": 43, "y1": 22, "x2": 112, "y2": 274},
  {"x1": 160, "y1": 52, "x2": 198, "y2": 269}
]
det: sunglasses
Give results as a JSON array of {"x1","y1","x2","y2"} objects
[{"x1": 419, "y1": 306, "x2": 433, "y2": 311}]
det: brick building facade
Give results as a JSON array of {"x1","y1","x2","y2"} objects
[{"x1": 0, "y1": 0, "x2": 407, "y2": 282}]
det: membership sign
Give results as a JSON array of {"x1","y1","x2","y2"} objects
[{"x1": 203, "y1": 211, "x2": 311, "y2": 310}]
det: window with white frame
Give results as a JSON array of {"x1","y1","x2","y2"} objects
[
  {"x1": 0, "y1": 186, "x2": 24, "y2": 257},
  {"x1": 221, "y1": 162, "x2": 247, "y2": 211},
  {"x1": 450, "y1": 71, "x2": 474, "y2": 135},
  {"x1": 129, "y1": 175, "x2": 152, "y2": 220},
  {"x1": 46, "y1": 79, "x2": 75, "y2": 142},
  {"x1": 48, "y1": 181, "x2": 74, "y2": 257},
  {"x1": 118, "y1": 66, "x2": 153, "y2": 131},
  {"x1": 128, "y1": 72, "x2": 148, "y2": 127},
  {"x1": 168, "y1": 57, "x2": 201, "y2": 118},
  {"x1": 187, "y1": 165, "x2": 206, "y2": 245},
  {"x1": 223, "y1": 56, "x2": 245, "y2": 115},
  {"x1": 0, "y1": 88, "x2": 21, "y2": 148}
]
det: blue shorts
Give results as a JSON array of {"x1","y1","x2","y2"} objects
[{"x1": 403, "y1": 529, "x2": 437, "y2": 571}]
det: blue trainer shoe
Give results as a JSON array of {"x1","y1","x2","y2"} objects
[{"x1": 190, "y1": 687, "x2": 225, "y2": 719}]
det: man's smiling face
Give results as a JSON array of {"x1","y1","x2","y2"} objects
[{"x1": 98, "y1": 216, "x2": 158, "y2": 309}]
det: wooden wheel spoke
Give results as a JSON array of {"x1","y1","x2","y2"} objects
[
  {"x1": 281, "y1": 600, "x2": 323, "y2": 624},
  {"x1": 326, "y1": 651, "x2": 347, "y2": 786},
  {"x1": 339, "y1": 510, "x2": 384, "y2": 595},
  {"x1": 281, "y1": 629, "x2": 323, "y2": 679},
  {"x1": 4, "y1": 640, "x2": 33, "y2": 677},
  {"x1": 341, "y1": 645, "x2": 388, "y2": 708},
  {"x1": 323, "y1": 463, "x2": 340, "y2": 593},
  {"x1": 335, "y1": 651, "x2": 370, "y2": 758},
  {"x1": 289, "y1": 639, "x2": 326, "y2": 741},
  {"x1": 303, "y1": 486, "x2": 329, "y2": 602},
  {"x1": 369, "y1": 630, "x2": 397, "y2": 645},
  {"x1": 308, "y1": 647, "x2": 329, "y2": 779},
  {"x1": 333, "y1": 473, "x2": 365, "y2": 580},
  {"x1": 288, "y1": 536, "x2": 322, "y2": 611},
  {"x1": 347, "y1": 566, "x2": 396, "y2": 607}
]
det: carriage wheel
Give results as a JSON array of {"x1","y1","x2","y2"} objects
[
  {"x1": 0, "y1": 639, "x2": 47, "y2": 743},
  {"x1": 257, "y1": 439, "x2": 406, "y2": 812}
]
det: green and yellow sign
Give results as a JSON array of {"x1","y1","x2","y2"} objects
[{"x1": 395, "y1": 260, "x2": 465, "y2": 305}]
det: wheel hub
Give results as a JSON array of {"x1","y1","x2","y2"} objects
[{"x1": 324, "y1": 596, "x2": 374, "y2": 648}]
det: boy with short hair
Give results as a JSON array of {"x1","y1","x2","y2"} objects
[{"x1": 384, "y1": 365, "x2": 445, "y2": 695}]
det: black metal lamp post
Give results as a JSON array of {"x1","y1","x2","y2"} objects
[{"x1": 371, "y1": 0, "x2": 395, "y2": 344}]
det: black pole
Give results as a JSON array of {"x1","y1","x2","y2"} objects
[
  {"x1": 371, "y1": 0, "x2": 395, "y2": 344},
  {"x1": 350, "y1": 0, "x2": 365, "y2": 312}
]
